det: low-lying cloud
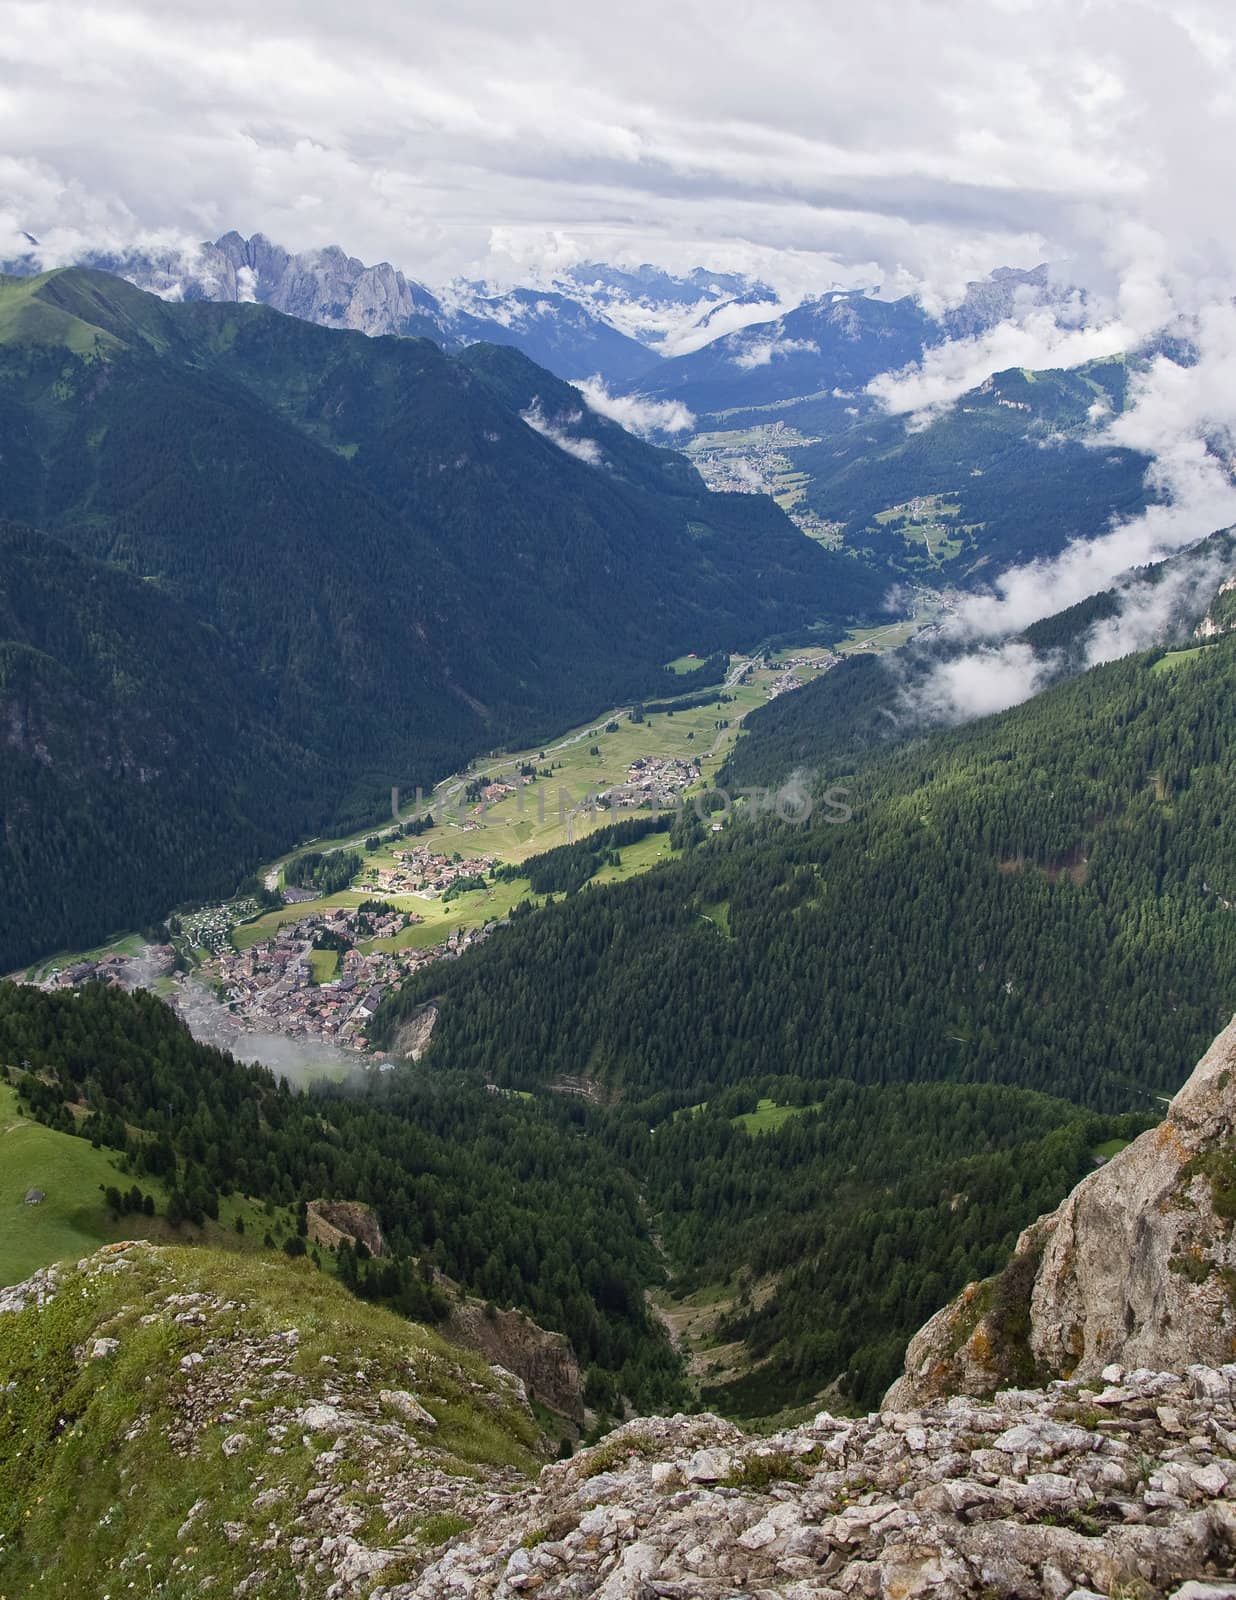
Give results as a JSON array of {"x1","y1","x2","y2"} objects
[
  {"x1": 908, "y1": 639, "x2": 1059, "y2": 722},
  {"x1": 658, "y1": 296, "x2": 793, "y2": 358},
  {"x1": 731, "y1": 332, "x2": 819, "y2": 370},
  {"x1": 906, "y1": 541, "x2": 1231, "y2": 724},
  {"x1": 577, "y1": 377, "x2": 694, "y2": 436},
  {"x1": 868, "y1": 309, "x2": 1133, "y2": 425},
  {"x1": 520, "y1": 400, "x2": 604, "y2": 465},
  {"x1": 896, "y1": 289, "x2": 1236, "y2": 723}
]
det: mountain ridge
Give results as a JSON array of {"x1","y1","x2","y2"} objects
[{"x1": 0, "y1": 267, "x2": 877, "y2": 969}]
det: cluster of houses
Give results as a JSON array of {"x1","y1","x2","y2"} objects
[
  {"x1": 779, "y1": 652, "x2": 836, "y2": 673},
  {"x1": 50, "y1": 949, "x2": 171, "y2": 989},
  {"x1": 764, "y1": 652, "x2": 837, "y2": 699},
  {"x1": 614, "y1": 756, "x2": 702, "y2": 808},
  {"x1": 688, "y1": 421, "x2": 803, "y2": 498},
  {"x1": 204, "y1": 902, "x2": 490, "y2": 1047},
  {"x1": 362, "y1": 843, "x2": 497, "y2": 899}
]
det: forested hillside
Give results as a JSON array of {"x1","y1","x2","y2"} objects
[
  {"x1": 0, "y1": 521, "x2": 334, "y2": 969},
  {"x1": 0, "y1": 981, "x2": 686, "y2": 1413},
  {"x1": 375, "y1": 631, "x2": 1236, "y2": 1407},
  {"x1": 787, "y1": 361, "x2": 1150, "y2": 582},
  {"x1": 0, "y1": 268, "x2": 878, "y2": 969},
  {"x1": 11, "y1": 628, "x2": 1233, "y2": 1415},
  {"x1": 719, "y1": 530, "x2": 1236, "y2": 793}
]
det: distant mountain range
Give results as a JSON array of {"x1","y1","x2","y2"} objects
[
  {"x1": 5, "y1": 232, "x2": 1075, "y2": 421},
  {"x1": 625, "y1": 266, "x2": 1066, "y2": 426},
  {"x1": 5, "y1": 231, "x2": 779, "y2": 389}
]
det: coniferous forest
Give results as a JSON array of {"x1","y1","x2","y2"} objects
[
  {"x1": 4, "y1": 261, "x2": 1236, "y2": 1427},
  {"x1": 10, "y1": 627, "x2": 1235, "y2": 1415},
  {"x1": 372, "y1": 631, "x2": 1236, "y2": 1406}
]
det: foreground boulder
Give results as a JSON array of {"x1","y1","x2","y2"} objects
[
  {"x1": 889, "y1": 1014, "x2": 1236, "y2": 1409},
  {"x1": 399, "y1": 1378, "x2": 1236, "y2": 1598}
]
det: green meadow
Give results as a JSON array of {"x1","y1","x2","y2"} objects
[
  {"x1": 230, "y1": 654, "x2": 824, "y2": 956},
  {"x1": 1152, "y1": 646, "x2": 1209, "y2": 674},
  {"x1": 0, "y1": 1082, "x2": 293, "y2": 1286},
  {"x1": 731, "y1": 1098, "x2": 823, "y2": 1135}
]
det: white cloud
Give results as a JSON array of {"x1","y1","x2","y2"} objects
[
  {"x1": 4, "y1": 0, "x2": 1233, "y2": 308},
  {"x1": 898, "y1": 294, "x2": 1236, "y2": 723},
  {"x1": 907, "y1": 640, "x2": 1057, "y2": 722},
  {"x1": 576, "y1": 378, "x2": 694, "y2": 436},
  {"x1": 1082, "y1": 547, "x2": 1230, "y2": 667},
  {"x1": 934, "y1": 306, "x2": 1236, "y2": 646},
  {"x1": 731, "y1": 332, "x2": 819, "y2": 370},
  {"x1": 908, "y1": 537, "x2": 1233, "y2": 724},
  {"x1": 867, "y1": 310, "x2": 1135, "y2": 423},
  {"x1": 656, "y1": 297, "x2": 792, "y2": 357},
  {"x1": 520, "y1": 400, "x2": 603, "y2": 465}
]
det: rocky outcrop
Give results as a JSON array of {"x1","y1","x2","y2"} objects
[
  {"x1": 1196, "y1": 577, "x2": 1236, "y2": 640},
  {"x1": 392, "y1": 1002, "x2": 438, "y2": 1063},
  {"x1": 444, "y1": 1299, "x2": 585, "y2": 1426},
  {"x1": 207, "y1": 232, "x2": 449, "y2": 342},
  {"x1": 307, "y1": 1199, "x2": 387, "y2": 1258},
  {"x1": 0, "y1": 1244, "x2": 541, "y2": 1597},
  {"x1": 888, "y1": 1015, "x2": 1236, "y2": 1409},
  {"x1": 11, "y1": 1245, "x2": 1236, "y2": 1595},
  {"x1": 396, "y1": 1375, "x2": 1236, "y2": 1598}
]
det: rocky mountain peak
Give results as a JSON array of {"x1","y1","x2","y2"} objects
[{"x1": 888, "y1": 1014, "x2": 1236, "y2": 1410}]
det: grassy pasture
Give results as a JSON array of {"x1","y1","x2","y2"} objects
[
  {"x1": 731, "y1": 1098, "x2": 823, "y2": 1135},
  {"x1": 1152, "y1": 646, "x2": 1209, "y2": 674},
  {"x1": 0, "y1": 1082, "x2": 292, "y2": 1286}
]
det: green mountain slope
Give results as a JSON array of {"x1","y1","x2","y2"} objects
[
  {"x1": 0, "y1": 1244, "x2": 539, "y2": 1596},
  {"x1": 373, "y1": 630, "x2": 1236, "y2": 1408},
  {"x1": 0, "y1": 521, "x2": 334, "y2": 970},
  {"x1": 789, "y1": 361, "x2": 1149, "y2": 581},
  {"x1": 0, "y1": 268, "x2": 880, "y2": 968},
  {"x1": 718, "y1": 531, "x2": 1235, "y2": 794},
  {"x1": 11, "y1": 619, "x2": 1232, "y2": 1417},
  {"x1": 0, "y1": 980, "x2": 687, "y2": 1413}
]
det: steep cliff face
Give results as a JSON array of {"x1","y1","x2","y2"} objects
[
  {"x1": 888, "y1": 1015, "x2": 1236, "y2": 1409},
  {"x1": 208, "y1": 231, "x2": 450, "y2": 341},
  {"x1": 444, "y1": 1299, "x2": 585, "y2": 1426}
]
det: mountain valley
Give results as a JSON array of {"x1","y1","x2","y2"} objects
[
  {"x1": 13, "y1": 4, "x2": 1236, "y2": 1593},
  {"x1": 0, "y1": 265, "x2": 879, "y2": 972}
]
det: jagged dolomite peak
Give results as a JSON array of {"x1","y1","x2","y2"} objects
[
  {"x1": 209, "y1": 232, "x2": 447, "y2": 339},
  {"x1": 888, "y1": 1015, "x2": 1236, "y2": 1410}
]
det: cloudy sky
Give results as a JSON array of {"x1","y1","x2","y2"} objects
[
  {"x1": 4, "y1": 0, "x2": 1236, "y2": 303},
  {"x1": 7, "y1": 0, "x2": 1236, "y2": 719}
]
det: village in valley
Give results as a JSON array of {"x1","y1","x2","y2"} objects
[
  {"x1": 25, "y1": 642, "x2": 855, "y2": 1057},
  {"x1": 203, "y1": 901, "x2": 494, "y2": 1047}
]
